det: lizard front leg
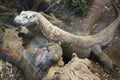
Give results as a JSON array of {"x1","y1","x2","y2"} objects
[
  {"x1": 47, "y1": 42, "x2": 63, "y2": 65},
  {"x1": 92, "y1": 44, "x2": 113, "y2": 73}
]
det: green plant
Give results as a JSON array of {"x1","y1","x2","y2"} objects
[{"x1": 69, "y1": 0, "x2": 88, "y2": 16}]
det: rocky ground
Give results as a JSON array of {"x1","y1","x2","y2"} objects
[{"x1": 0, "y1": 61, "x2": 25, "y2": 80}]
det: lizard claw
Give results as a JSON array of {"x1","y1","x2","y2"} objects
[
  {"x1": 104, "y1": 64, "x2": 119, "y2": 74},
  {"x1": 103, "y1": 63, "x2": 114, "y2": 74},
  {"x1": 113, "y1": 64, "x2": 119, "y2": 72}
]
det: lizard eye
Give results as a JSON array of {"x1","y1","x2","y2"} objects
[
  {"x1": 29, "y1": 15, "x2": 36, "y2": 19},
  {"x1": 29, "y1": 16, "x2": 32, "y2": 19}
]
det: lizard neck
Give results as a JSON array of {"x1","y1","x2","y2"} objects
[{"x1": 37, "y1": 13, "x2": 78, "y2": 44}]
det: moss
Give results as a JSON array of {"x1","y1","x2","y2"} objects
[{"x1": 69, "y1": 0, "x2": 88, "y2": 16}]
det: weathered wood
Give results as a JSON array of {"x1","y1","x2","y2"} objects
[
  {"x1": 0, "y1": 29, "x2": 23, "y2": 62},
  {"x1": 0, "y1": 29, "x2": 63, "y2": 80},
  {"x1": 0, "y1": 29, "x2": 34, "y2": 78},
  {"x1": 52, "y1": 53, "x2": 100, "y2": 80},
  {"x1": 42, "y1": 53, "x2": 100, "y2": 80}
]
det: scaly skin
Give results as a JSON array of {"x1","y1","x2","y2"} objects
[{"x1": 14, "y1": 4, "x2": 120, "y2": 72}]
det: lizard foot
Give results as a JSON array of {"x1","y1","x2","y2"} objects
[{"x1": 103, "y1": 63, "x2": 119, "y2": 74}]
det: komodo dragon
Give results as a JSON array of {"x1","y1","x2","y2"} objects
[{"x1": 14, "y1": 2, "x2": 120, "y2": 73}]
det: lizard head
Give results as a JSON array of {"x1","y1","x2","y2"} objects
[{"x1": 14, "y1": 11, "x2": 40, "y2": 26}]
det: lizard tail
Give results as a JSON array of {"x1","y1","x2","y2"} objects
[{"x1": 92, "y1": 1, "x2": 120, "y2": 46}]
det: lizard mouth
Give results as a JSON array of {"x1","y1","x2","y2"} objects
[
  {"x1": 14, "y1": 20, "x2": 35, "y2": 27},
  {"x1": 24, "y1": 22, "x2": 35, "y2": 27}
]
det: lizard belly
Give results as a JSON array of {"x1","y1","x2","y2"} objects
[
  {"x1": 62, "y1": 44, "x2": 91, "y2": 59},
  {"x1": 77, "y1": 48, "x2": 91, "y2": 58}
]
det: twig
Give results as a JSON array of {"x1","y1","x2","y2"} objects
[{"x1": 40, "y1": 12, "x2": 61, "y2": 23}]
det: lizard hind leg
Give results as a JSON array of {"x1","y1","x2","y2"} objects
[{"x1": 92, "y1": 44, "x2": 114, "y2": 73}]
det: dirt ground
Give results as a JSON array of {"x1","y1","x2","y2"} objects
[{"x1": 0, "y1": 0, "x2": 120, "y2": 80}]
